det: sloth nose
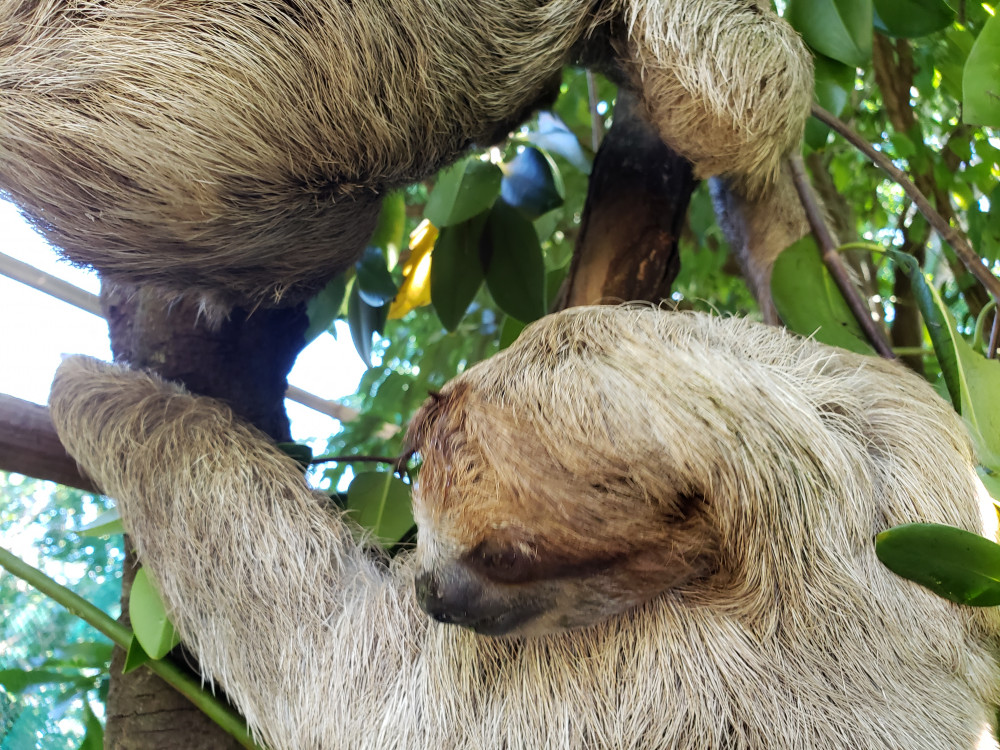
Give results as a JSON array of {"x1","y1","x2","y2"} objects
[{"x1": 414, "y1": 564, "x2": 485, "y2": 627}]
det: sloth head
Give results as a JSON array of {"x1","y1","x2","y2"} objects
[{"x1": 404, "y1": 308, "x2": 746, "y2": 637}]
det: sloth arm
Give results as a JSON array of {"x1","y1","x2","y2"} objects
[
  {"x1": 49, "y1": 355, "x2": 422, "y2": 749},
  {"x1": 623, "y1": 0, "x2": 814, "y2": 187}
]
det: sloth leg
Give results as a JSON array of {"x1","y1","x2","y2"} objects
[{"x1": 623, "y1": 0, "x2": 813, "y2": 191}]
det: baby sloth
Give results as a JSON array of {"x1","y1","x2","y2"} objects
[{"x1": 50, "y1": 307, "x2": 1000, "y2": 748}]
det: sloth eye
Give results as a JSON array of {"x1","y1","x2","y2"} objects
[{"x1": 466, "y1": 541, "x2": 536, "y2": 584}]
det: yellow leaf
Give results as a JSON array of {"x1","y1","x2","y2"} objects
[{"x1": 388, "y1": 220, "x2": 438, "y2": 319}]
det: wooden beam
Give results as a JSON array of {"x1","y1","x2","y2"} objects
[{"x1": 0, "y1": 393, "x2": 97, "y2": 493}]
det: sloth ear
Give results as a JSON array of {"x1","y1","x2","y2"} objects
[{"x1": 402, "y1": 384, "x2": 471, "y2": 460}]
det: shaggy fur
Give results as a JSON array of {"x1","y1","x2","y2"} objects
[
  {"x1": 50, "y1": 307, "x2": 1000, "y2": 749},
  {"x1": 1, "y1": 0, "x2": 811, "y2": 305}
]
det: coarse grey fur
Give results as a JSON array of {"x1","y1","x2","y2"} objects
[
  {"x1": 50, "y1": 307, "x2": 1000, "y2": 749},
  {"x1": 1, "y1": 0, "x2": 812, "y2": 307}
]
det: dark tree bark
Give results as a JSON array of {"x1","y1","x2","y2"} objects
[
  {"x1": 560, "y1": 90, "x2": 697, "y2": 308},
  {"x1": 100, "y1": 285, "x2": 309, "y2": 750}
]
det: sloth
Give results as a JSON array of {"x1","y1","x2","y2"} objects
[
  {"x1": 1, "y1": 0, "x2": 812, "y2": 307},
  {"x1": 50, "y1": 307, "x2": 1000, "y2": 749}
]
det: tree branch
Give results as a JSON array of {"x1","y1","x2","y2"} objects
[
  {"x1": 812, "y1": 103, "x2": 1000, "y2": 302},
  {"x1": 788, "y1": 155, "x2": 896, "y2": 359},
  {"x1": 0, "y1": 393, "x2": 97, "y2": 493}
]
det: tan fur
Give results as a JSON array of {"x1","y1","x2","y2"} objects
[
  {"x1": 50, "y1": 307, "x2": 1000, "y2": 749},
  {"x1": 1, "y1": 0, "x2": 811, "y2": 306}
]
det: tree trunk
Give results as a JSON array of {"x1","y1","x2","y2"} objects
[
  {"x1": 100, "y1": 285, "x2": 308, "y2": 750},
  {"x1": 560, "y1": 90, "x2": 696, "y2": 308}
]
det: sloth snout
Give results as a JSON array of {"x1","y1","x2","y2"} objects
[
  {"x1": 414, "y1": 563, "x2": 542, "y2": 636},
  {"x1": 415, "y1": 564, "x2": 482, "y2": 626}
]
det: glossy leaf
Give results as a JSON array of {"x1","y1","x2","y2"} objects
[
  {"x1": 873, "y1": 0, "x2": 954, "y2": 38},
  {"x1": 894, "y1": 252, "x2": 1000, "y2": 468},
  {"x1": 430, "y1": 213, "x2": 487, "y2": 332},
  {"x1": 978, "y1": 467, "x2": 1000, "y2": 505},
  {"x1": 788, "y1": 0, "x2": 873, "y2": 66},
  {"x1": 938, "y1": 26, "x2": 975, "y2": 101},
  {"x1": 964, "y1": 13, "x2": 1000, "y2": 126},
  {"x1": 876, "y1": 523, "x2": 1000, "y2": 606},
  {"x1": 347, "y1": 282, "x2": 387, "y2": 367},
  {"x1": 806, "y1": 56, "x2": 857, "y2": 148},
  {"x1": 771, "y1": 237, "x2": 876, "y2": 355},
  {"x1": 369, "y1": 191, "x2": 406, "y2": 267},
  {"x1": 122, "y1": 637, "x2": 150, "y2": 674},
  {"x1": 129, "y1": 567, "x2": 181, "y2": 660},
  {"x1": 501, "y1": 146, "x2": 564, "y2": 219},
  {"x1": 483, "y1": 200, "x2": 547, "y2": 324},
  {"x1": 499, "y1": 316, "x2": 527, "y2": 350},
  {"x1": 526, "y1": 111, "x2": 591, "y2": 174},
  {"x1": 425, "y1": 157, "x2": 502, "y2": 228},
  {"x1": 355, "y1": 246, "x2": 398, "y2": 308},
  {"x1": 345, "y1": 472, "x2": 414, "y2": 547},
  {"x1": 304, "y1": 274, "x2": 348, "y2": 344}
]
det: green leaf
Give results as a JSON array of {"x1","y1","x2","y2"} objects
[
  {"x1": 771, "y1": 237, "x2": 876, "y2": 355},
  {"x1": 938, "y1": 26, "x2": 975, "y2": 101},
  {"x1": 77, "y1": 507, "x2": 124, "y2": 537},
  {"x1": 964, "y1": 13, "x2": 1000, "y2": 126},
  {"x1": 78, "y1": 701, "x2": 104, "y2": 750},
  {"x1": 894, "y1": 252, "x2": 1000, "y2": 468},
  {"x1": 277, "y1": 442, "x2": 313, "y2": 470},
  {"x1": 345, "y1": 472, "x2": 414, "y2": 546},
  {"x1": 525, "y1": 111, "x2": 591, "y2": 174},
  {"x1": 129, "y1": 567, "x2": 181, "y2": 660},
  {"x1": 499, "y1": 316, "x2": 528, "y2": 350},
  {"x1": 355, "y1": 246, "x2": 398, "y2": 307},
  {"x1": 978, "y1": 466, "x2": 1000, "y2": 505},
  {"x1": 873, "y1": 0, "x2": 954, "y2": 38},
  {"x1": 304, "y1": 274, "x2": 348, "y2": 344},
  {"x1": 500, "y1": 146, "x2": 564, "y2": 219},
  {"x1": 806, "y1": 56, "x2": 857, "y2": 148},
  {"x1": 430, "y1": 213, "x2": 488, "y2": 332},
  {"x1": 425, "y1": 157, "x2": 503, "y2": 228},
  {"x1": 483, "y1": 200, "x2": 547, "y2": 324},
  {"x1": 876, "y1": 523, "x2": 1000, "y2": 606},
  {"x1": 122, "y1": 637, "x2": 150, "y2": 674},
  {"x1": 347, "y1": 282, "x2": 387, "y2": 367},
  {"x1": 369, "y1": 191, "x2": 406, "y2": 267},
  {"x1": 0, "y1": 668, "x2": 87, "y2": 691},
  {"x1": 787, "y1": 0, "x2": 873, "y2": 66}
]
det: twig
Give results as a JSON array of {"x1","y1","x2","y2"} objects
[
  {"x1": 310, "y1": 453, "x2": 410, "y2": 477},
  {"x1": 788, "y1": 155, "x2": 896, "y2": 359},
  {"x1": 990, "y1": 309, "x2": 999, "y2": 360},
  {"x1": 812, "y1": 104, "x2": 1000, "y2": 302},
  {"x1": 310, "y1": 454, "x2": 399, "y2": 466},
  {"x1": 586, "y1": 71, "x2": 603, "y2": 153},
  {"x1": 0, "y1": 545, "x2": 261, "y2": 750}
]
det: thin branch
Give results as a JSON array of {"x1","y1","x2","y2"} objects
[
  {"x1": 586, "y1": 70, "x2": 603, "y2": 153},
  {"x1": 0, "y1": 545, "x2": 261, "y2": 750},
  {"x1": 990, "y1": 309, "x2": 999, "y2": 360},
  {"x1": 788, "y1": 155, "x2": 896, "y2": 359},
  {"x1": 812, "y1": 104, "x2": 1000, "y2": 302},
  {"x1": 310, "y1": 454, "x2": 400, "y2": 467}
]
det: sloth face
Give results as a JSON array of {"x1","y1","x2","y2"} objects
[
  {"x1": 411, "y1": 517, "x2": 705, "y2": 637},
  {"x1": 406, "y1": 383, "x2": 719, "y2": 638}
]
